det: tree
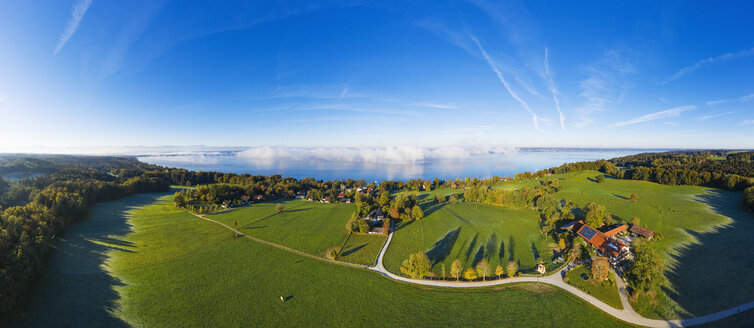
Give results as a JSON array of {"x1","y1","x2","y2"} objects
[
  {"x1": 630, "y1": 193, "x2": 639, "y2": 202},
  {"x1": 506, "y1": 261, "x2": 519, "y2": 277},
  {"x1": 591, "y1": 257, "x2": 610, "y2": 281},
  {"x1": 412, "y1": 205, "x2": 424, "y2": 221},
  {"x1": 435, "y1": 193, "x2": 445, "y2": 204},
  {"x1": 275, "y1": 203, "x2": 284, "y2": 212},
  {"x1": 346, "y1": 218, "x2": 359, "y2": 232},
  {"x1": 631, "y1": 217, "x2": 641, "y2": 226},
  {"x1": 476, "y1": 259, "x2": 491, "y2": 281},
  {"x1": 558, "y1": 238, "x2": 566, "y2": 251},
  {"x1": 450, "y1": 259, "x2": 463, "y2": 281},
  {"x1": 495, "y1": 265, "x2": 504, "y2": 279},
  {"x1": 584, "y1": 202, "x2": 607, "y2": 228},
  {"x1": 326, "y1": 247, "x2": 340, "y2": 260},
  {"x1": 464, "y1": 268, "x2": 477, "y2": 281},
  {"x1": 441, "y1": 263, "x2": 446, "y2": 279},
  {"x1": 378, "y1": 192, "x2": 391, "y2": 207},
  {"x1": 423, "y1": 180, "x2": 432, "y2": 191},
  {"x1": 400, "y1": 251, "x2": 431, "y2": 279},
  {"x1": 627, "y1": 240, "x2": 666, "y2": 291},
  {"x1": 358, "y1": 220, "x2": 370, "y2": 233},
  {"x1": 595, "y1": 175, "x2": 605, "y2": 183}
]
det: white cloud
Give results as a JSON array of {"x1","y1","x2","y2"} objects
[
  {"x1": 740, "y1": 120, "x2": 754, "y2": 126},
  {"x1": 543, "y1": 47, "x2": 565, "y2": 130},
  {"x1": 236, "y1": 145, "x2": 517, "y2": 164},
  {"x1": 54, "y1": 0, "x2": 93, "y2": 55},
  {"x1": 574, "y1": 49, "x2": 635, "y2": 128},
  {"x1": 469, "y1": 34, "x2": 540, "y2": 130},
  {"x1": 665, "y1": 48, "x2": 754, "y2": 83},
  {"x1": 706, "y1": 92, "x2": 754, "y2": 106},
  {"x1": 698, "y1": 111, "x2": 734, "y2": 120},
  {"x1": 609, "y1": 106, "x2": 696, "y2": 128},
  {"x1": 416, "y1": 103, "x2": 456, "y2": 109},
  {"x1": 339, "y1": 85, "x2": 349, "y2": 99}
]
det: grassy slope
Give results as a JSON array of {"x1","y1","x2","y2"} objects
[
  {"x1": 207, "y1": 199, "x2": 383, "y2": 264},
  {"x1": 565, "y1": 265, "x2": 622, "y2": 309},
  {"x1": 19, "y1": 192, "x2": 632, "y2": 327},
  {"x1": 539, "y1": 170, "x2": 754, "y2": 319},
  {"x1": 384, "y1": 202, "x2": 552, "y2": 277}
]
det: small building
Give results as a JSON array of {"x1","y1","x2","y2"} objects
[
  {"x1": 255, "y1": 195, "x2": 264, "y2": 201},
  {"x1": 536, "y1": 263, "x2": 546, "y2": 274},
  {"x1": 630, "y1": 225, "x2": 655, "y2": 239},
  {"x1": 560, "y1": 220, "x2": 583, "y2": 232},
  {"x1": 240, "y1": 195, "x2": 251, "y2": 202},
  {"x1": 364, "y1": 209, "x2": 385, "y2": 223},
  {"x1": 603, "y1": 224, "x2": 628, "y2": 237}
]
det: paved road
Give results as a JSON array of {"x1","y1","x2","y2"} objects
[{"x1": 193, "y1": 210, "x2": 754, "y2": 327}]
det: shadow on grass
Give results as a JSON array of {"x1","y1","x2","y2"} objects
[
  {"x1": 11, "y1": 191, "x2": 171, "y2": 328},
  {"x1": 426, "y1": 227, "x2": 461, "y2": 266},
  {"x1": 661, "y1": 190, "x2": 754, "y2": 318},
  {"x1": 612, "y1": 194, "x2": 629, "y2": 200},
  {"x1": 341, "y1": 244, "x2": 367, "y2": 257},
  {"x1": 422, "y1": 202, "x2": 446, "y2": 217}
]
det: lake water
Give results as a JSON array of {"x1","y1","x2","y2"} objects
[{"x1": 138, "y1": 149, "x2": 654, "y2": 182}]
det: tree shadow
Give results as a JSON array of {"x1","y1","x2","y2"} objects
[
  {"x1": 426, "y1": 227, "x2": 461, "y2": 266},
  {"x1": 464, "y1": 233, "x2": 479, "y2": 266},
  {"x1": 340, "y1": 244, "x2": 367, "y2": 257},
  {"x1": 499, "y1": 240, "x2": 505, "y2": 262},
  {"x1": 445, "y1": 207, "x2": 470, "y2": 224},
  {"x1": 530, "y1": 242, "x2": 540, "y2": 260},
  {"x1": 485, "y1": 233, "x2": 497, "y2": 261},
  {"x1": 11, "y1": 191, "x2": 171, "y2": 327},
  {"x1": 422, "y1": 202, "x2": 446, "y2": 217},
  {"x1": 241, "y1": 208, "x2": 312, "y2": 228},
  {"x1": 472, "y1": 246, "x2": 485, "y2": 267},
  {"x1": 394, "y1": 219, "x2": 415, "y2": 232},
  {"x1": 508, "y1": 236, "x2": 516, "y2": 262},
  {"x1": 612, "y1": 194, "x2": 629, "y2": 200},
  {"x1": 660, "y1": 190, "x2": 754, "y2": 318}
]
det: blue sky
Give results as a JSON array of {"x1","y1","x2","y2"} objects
[{"x1": 0, "y1": 0, "x2": 753, "y2": 152}]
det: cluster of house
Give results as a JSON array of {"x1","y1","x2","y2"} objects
[
  {"x1": 362, "y1": 209, "x2": 386, "y2": 234},
  {"x1": 561, "y1": 220, "x2": 655, "y2": 267}
]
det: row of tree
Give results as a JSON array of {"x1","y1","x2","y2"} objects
[{"x1": 399, "y1": 251, "x2": 522, "y2": 280}]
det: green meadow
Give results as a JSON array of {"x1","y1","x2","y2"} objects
[
  {"x1": 384, "y1": 202, "x2": 554, "y2": 277},
  {"x1": 564, "y1": 265, "x2": 622, "y2": 309},
  {"x1": 14, "y1": 192, "x2": 633, "y2": 327},
  {"x1": 208, "y1": 199, "x2": 383, "y2": 264},
  {"x1": 522, "y1": 170, "x2": 754, "y2": 319}
]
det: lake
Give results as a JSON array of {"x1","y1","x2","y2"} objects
[{"x1": 137, "y1": 148, "x2": 656, "y2": 182}]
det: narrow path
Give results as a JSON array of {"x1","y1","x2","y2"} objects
[
  {"x1": 188, "y1": 211, "x2": 366, "y2": 270},
  {"x1": 191, "y1": 209, "x2": 754, "y2": 327}
]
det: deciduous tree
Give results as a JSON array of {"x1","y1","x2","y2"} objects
[
  {"x1": 476, "y1": 259, "x2": 490, "y2": 281},
  {"x1": 495, "y1": 264, "x2": 504, "y2": 278},
  {"x1": 591, "y1": 257, "x2": 610, "y2": 281},
  {"x1": 450, "y1": 259, "x2": 463, "y2": 281},
  {"x1": 506, "y1": 261, "x2": 519, "y2": 278},
  {"x1": 464, "y1": 268, "x2": 477, "y2": 281},
  {"x1": 400, "y1": 251, "x2": 431, "y2": 279}
]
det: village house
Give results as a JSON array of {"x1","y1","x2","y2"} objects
[
  {"x1": 630, "y1": 225, "x2": 655, "y2": 239},
  {"x1": 563, "y1": 220, "x2": 631, "y2": 265}
]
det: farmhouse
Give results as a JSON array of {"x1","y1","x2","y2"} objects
[
  {"x1": 576, "y1": 224, "x2": 631, "y2": 264},
  {"x1": 630, "y1": 225, "x2": 655, "y2": 239},
  {"x1": 603, "y1": 224, "x2": 628, "y2": 237}
]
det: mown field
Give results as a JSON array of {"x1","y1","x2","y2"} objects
[
  {"x1": 384, "y1": 202, "x2": 554, "y2": 277},
  {"x1": 564, "y1": 265, "x2": 622, "y2": 309},
  {"x1": 13, "y1": 192, "x2": 636, "y2": 327},
  {"x1": 208, "y1": 199, "x2": 384, "y2": 265}
]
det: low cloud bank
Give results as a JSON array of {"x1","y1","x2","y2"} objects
[{"x1": 236, "y1": 146, "x2": 516, "y2": 164}]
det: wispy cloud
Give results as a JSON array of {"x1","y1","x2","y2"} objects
[
  {"x1": 574, "y1": 49, "x2": 635, "y2": 128},
  {"x1": 54, "y1": 0, "x2": 93, "y2": 55},
  {"x1": 664, "y1": 48, "x2": 754, "y2": 83},
  {"x1": 543, "y1": 47, "x2": 565, "y2": 130},
  {"x1": 470, "y1": 34, "x2": 540, "y2": 130},
  {"x1": 706, "y1": 92, "x2": 754, "y2": 106},
  {"x1": 698, "y1": 111, "x2": 734, "y2": 120},
  {"x1": 339, "y1": 85, "x2": 349, "y2": 99},
  {"x1": 739, "y1": 120, "x2": 754, "y2": 126},
  {"x1": 609, "y1": 105, "x2": 696, "y2": 128},
  {"x1": 416, "y1": 103, "x2": 456, "y2": 109}
]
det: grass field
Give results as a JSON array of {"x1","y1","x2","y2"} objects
[
  {"x1": 564, "y1": 265, "x2": 622, "y2": 309},
  {"x1": 384, "y1": 202, "x2": 554, "y2": 277},
  {"x1": 502, "y1": 170, "x2": 754, "y2": 319},
  {"x1": 207, "y1": 199, "x2": 383, "y2": 264},
  {"x1": 13, "y1": 192, "x2": 635, "y2": 327}
]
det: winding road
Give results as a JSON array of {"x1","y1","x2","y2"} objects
[{"x1": 192, "y1": 210, "x2": 754, "y2": 327}]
